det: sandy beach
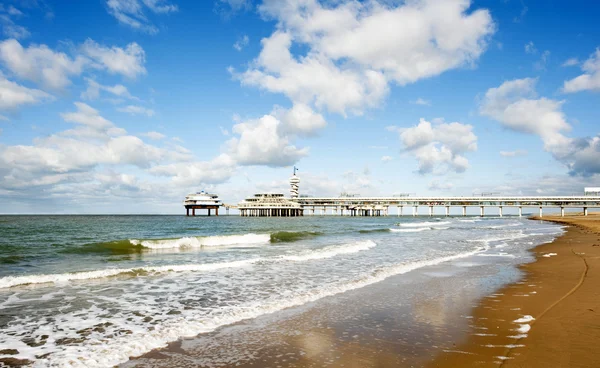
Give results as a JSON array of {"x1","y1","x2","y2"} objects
[{"x1": 431, "y1": 213, "x2": 600, "y2": 367}]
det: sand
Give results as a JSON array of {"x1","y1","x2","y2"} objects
[{"x1": 431, "y1": 213, "x2": 600, "y2": 367}]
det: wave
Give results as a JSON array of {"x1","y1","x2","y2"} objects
[
  {"x1": 279, "y1": 240, "x2": 376, "y2": 261},
  {"x1": 390, "y1": 227, "x2": 430, "y2": 233},
  {"x1": 132, "y1": 233, "x2": 270, "y2": 249},
  {"x1": 269, "y1": 231, "x2": 323, "y2": 243},
  {"x1": 0, "y1": 240, "x2": 375, "y2": 289},
  {"x1": 33, "y1": 244, "x2": 487, "y2": 368},
  {"x1": 0, "y1": 259, "x2": 260, "y2": 289},
  {"x1": 398, "y1": 221, "x2": 450, "y2": 228}
]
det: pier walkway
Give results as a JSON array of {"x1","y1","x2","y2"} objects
[{"x1": 294, "y1": 196, "x2": 600, "y2": 217}]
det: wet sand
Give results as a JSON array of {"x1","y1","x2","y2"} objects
[
  {"x1": 431, "y1": 213, "x2": 600, "y2": 367},
  {"x1": 123, "y1": 215, "x2": 600, "y2": 368}
]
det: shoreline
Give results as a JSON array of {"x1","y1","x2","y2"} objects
[
  {"x1": 430, "y1": 213, "x2": 600, "y2": 367},
  {"x1": 121, "y1": 216, "x2": 560, "y2": 368}
]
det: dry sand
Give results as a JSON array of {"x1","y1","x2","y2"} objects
[{"x1": 430, "y1": 213, "x2": 600, "y2": 367}]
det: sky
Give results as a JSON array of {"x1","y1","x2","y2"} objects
[{"x1": 0, "y1": 0, "x2": 599, "y2": 214}]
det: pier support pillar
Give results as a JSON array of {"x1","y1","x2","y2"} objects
[
  {"x1": 186, "y1": 208, "x2": 189, "y2": 216},
  {"x1": 480, "y1": 206, "x2": 484, "y2": 217},
  {"x1": 192, "y1": 208, "x2": 196, "y2": 216},
  {"x1": 561, "y1": 207, "x2": 565, "y2": 217},
  {"x1": 445, "y1": 206, "x2": 450, "y2": 217},
  {"x1": 399, "y1": 206, "x2": 403, "y2": 216},
  {"x1": 462, "y1": 206, "x2": 466, "y2": 217},
  {"x1": 584, "y1": 207, "x2": 588, "y2": 216},
  {"x1": 413, "y1": 206, "x2": 417, "y2": 216},
  {"x1": 216, "y1": 207, "x2": 219, "y2": 216},
  {"x1": 518, "y1": 207, "x2": 522, "y2": 217},
  {"x1": 428, "y1": 206, "x2": 433, "y2": 217},
  {"x1": 499, "y1": 207, "x2": 503, "y2": 217},
  {"x1": 539, "y1": 207, "x2": 543, "y2": 218}
]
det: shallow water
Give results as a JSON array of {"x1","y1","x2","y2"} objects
[{"x1": 0, "y1": 215, "x2": 563, "y2": 367}]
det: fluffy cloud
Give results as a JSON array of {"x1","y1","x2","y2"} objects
[
  {"x1": 117, "y1": 105, "x2": 155, "y2": 116},
  {"x1": 0, "y1": 73, "x2": 52, "y2": 111},
  {"x1": 398, "y1": 118, "x2": 477, "y2": 174},
  {"x1": 149, "y1": 154, "x2": 236, "y2": 186},
  {"x1": 81, "y1": 39, "x2": 146, "y2": 79},
  {"x1": 481, "y1": 78, "x2": 600, "y2": 176},
  {"x1": 226, "y1": 113, "x2": 309, "y2": 167},
  {"x1": 0, "y1": 103, "x2": 192, "y2": 191},
  {"x1": 563, "y1": 48, "x2": 600, "y2": 93},
  {"x1": 381, "y1": 155, "x2": 392, "y2": 163},
  {"x1": 234, "y1": 0, "x2": 494, "y2": 115},
  {"x1": 0, "y1": 39, "x2": 87, "y2": 89},
  {"x1": 0, "y1": 39, "x2": 146, "y2": 91},
  {"x1": 106, "y1": 0, "x2": 178, "y2": 34}
]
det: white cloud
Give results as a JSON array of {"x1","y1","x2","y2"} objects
[
  {"x1": 563, "y1": 48, "x2": 600, "y2": 93},
  {"x1": 273, "y1": 103, "x2": 326, "y2": 137},
  {"x1": 534, "y1": 50, "x2": 550, "y2": 71},
  {"x1": 143, "y1": 131, "x2": 165, "y2": 140},
  {"x1": 411, "y1": 98, "x2": 431, "y2": 106},
  {"x1": 381, "y1": 155, "x2": 392, "y2": 163},
  {"x1": 0, "y1": 72, "x2": 53, "y2": 111},
  {"x1": 0, "y1": 39, "x2": 147, "y2": 91},
  {"x1": 117, "y1": 105, "x2": 155, "y2": 116},
  {"x1": 106, "y1": 0, "x2": 178, "y2": 34},
  {"x1": 481, "y1": 78, "x2": 600, "y2": 176},
  {"x1": 233, "y1": 34, "x2": 249, "y2": 51},
  {"x1": 82, "y1": 39, "x2": 146, "y2": 79},
  {"x1": 500, "y1": 150, "x2": 527, "y2": 157},
  {"x1": 81, "y1": 78, "x2": 138, "y2": 101},
  {"x1": 562, "y1": 58, "x2": 579, "y2": 67},
  {"x1": 219, "y1": 126, "x2": 229, "y2": 136},
  {"x1": 226, "y1": 111, "x2": 310, "y2": 167},
  {"x1": 0, "y1": 103, "x2": 199, "y2": 193},
  {"x1": 480, "y1": 78, "x2": 570, "y2": 152},
  {"x1": 149, "y1": 154, "x2": 236, "y2": 186},
  {"x1": 0, "y1": 39, "x2": 87, "y2": 89},
  {"x1": 524, "y1": 41, "x2": 537, "y2": 54},
  {"x1": 398, "y1": 118, "x2": 477, "y2": 174},
  {"x1": 234, "y1": 0, "x2": 494, "y2": 116},
  {"x1": 0, "y1": 13, "x2": 29, "y2": 39}
]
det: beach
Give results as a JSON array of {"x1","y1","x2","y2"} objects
[
  {"x1": 431, "y1": 213, "x2": 600, "y2": 367},
  {"x1": 0, "y1": 215, "x2": 585, "y2": 367},
  {"x1": 123, "y1": 214, "x2": 600, "y2": 368}
]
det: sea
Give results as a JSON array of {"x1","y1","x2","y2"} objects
[{"x1": 0, "y1": 215, "x2": 564, "y2": 367}]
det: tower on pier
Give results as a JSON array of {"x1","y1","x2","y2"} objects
[{"x1": 290, "y1": 166, "x2": 300, "y2": 199}]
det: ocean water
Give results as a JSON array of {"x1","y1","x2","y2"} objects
[{"x1": 0, "y1": 215, "x2": 564, "y2": 367}]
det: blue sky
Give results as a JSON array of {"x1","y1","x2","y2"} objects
[{"x1": 0, "y1": 0, "x2": 599, "y2": 214}]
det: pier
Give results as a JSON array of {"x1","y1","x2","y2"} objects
[
  {"x1": 234, "y1": 171, "x2": 600, "y2": 218},
  {"x1": 294, "y1": 195, "x2": 600, "y2": 217}
]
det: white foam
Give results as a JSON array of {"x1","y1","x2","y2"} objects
[
  {"x1": 399, "y1": 221, "x2": 450, "y2": 227},
  {"x1": 390, "y1": 227, "x2": 430, "y2": 233},
  {"x1": 516, "y1": 324, "x2": 531, "y2": 333},
  {"x1": 0, "y1": 259, "x2": 259, "y2": 289},
  {"x1": 513, "y1": 315, "x2": 535, "y2": 323},
  {"x1": 131, "y1": 233, "x2": 271, "y2": 249},
  {"x1": 280, "y1": 240, "x2": 376, "y2": 261},
  {"x1": 30, "y1": 245, "x2": 487, "y2": 368},
  {"x1": 542, "y1": 253, "x2": 557, "y2": 258},
  {"x1": 476, "y1": 252, "x2": 517, "y2": 258},
  {"x1": 508, "y1": 334, "x2": 528, "y2": 339}
]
